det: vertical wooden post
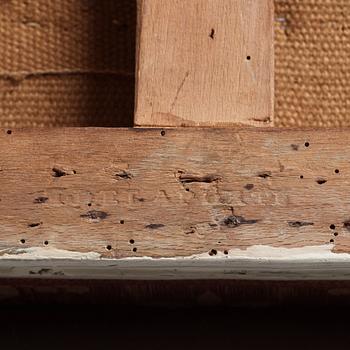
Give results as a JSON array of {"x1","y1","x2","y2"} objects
[{"x1": 135, "y1": 0, "x2": 274, "y2": 127}]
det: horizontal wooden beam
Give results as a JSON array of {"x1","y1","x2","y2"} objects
[{"x1": 1, "y1": 127, "x2": 350, "y2": 279}]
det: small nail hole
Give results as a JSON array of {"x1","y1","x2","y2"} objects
[
  {"x1": 209, "y1": 28, "x2": 215, "y2": 39},
  {"x1": 246, "y1": 56, "x2": 251, "y2": 61},
  {"x1": 106, "y1": 245, "x2": 112, "y2": 251},
  {"x1": 20, "y1": 239, "x2": 26, "y2": 244},
  {"x1": 305, "y1": 142, "x2": 310, "y2": 147},
  {"x1": 209, "y1": 249, "x2": 217, "y2": 256},
  {"x1": 330, "y1": 224, "x2": 336, "y2": 230},
  {"x1": 224, "y1": 250, "x2": 229, "y2": 255},
  {"x1": 330, "y1": 239, "x2": 334, "y2": 243},
  {"x1": 335, "y1": 169, "x2": 340, "y2": 174},
  {"x1": 88, "y1": 203, "x2": 92, "y2": 207},
  {"x1": 185, "y1": 188, "x2": 190, "y2": 192},
  {"x1": 6, "y1": 130, "x2": 12, "y2": 135},
  {"x1": 44, "y1": 240, "x2": 49, "y2": 246},
  {"x1": 133, "y1": 247, "x2": 137, "y2": 253},
  {"x1": 129, "y1": 239, "x2": 135, "y2": 244},
  {"x1": 334, "y1": 232, "x2": 339, "y2": 237},
  {"x1": 161, "y1": 130, "x2": 166, "y2": 136},
  {"x1": 300, "y1": 175, "x2": 304, "y2": 179},
  {"x1": 120, "y1": 220, "x2": 125, "y2": 224}
]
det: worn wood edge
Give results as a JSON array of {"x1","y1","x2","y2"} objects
[{"x1": 133, "y1": 120, "x2": 274, "y2": 128}]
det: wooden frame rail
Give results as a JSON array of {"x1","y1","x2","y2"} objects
[{"x1": 1, "y1": 127, "x2": 350, "y2": 280}]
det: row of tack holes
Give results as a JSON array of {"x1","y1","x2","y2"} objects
[
  {"x1": 194, "y1": 227, "x2": 338, "y2": 254},
  {"x1": 18, "y1": 242, "x2": 137, "y2": 253},
  {"x1": 330, "y1": 224, "x2": 338, "y2": 244},
  {"x1": 20, "y1": 239, "x2": 48, "y2": 246},
  {"x1": 301, "y1": 141, "x2": 339, "y2": 245},
  {"x1": 19, "y1": 220, "x2": 137, "y2": 253}
]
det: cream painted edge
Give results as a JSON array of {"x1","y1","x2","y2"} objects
[
  {"x1": 0, "y1": 245, "x2": 349, "y2": 280},
  {"x1": 0, "y1": 244, "x2": 346, "y2": 261}
]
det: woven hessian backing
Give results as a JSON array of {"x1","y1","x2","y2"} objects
[
  {"x1": 0, "y1": 0, "x2": 349, "y2": 127},
  {"x1": 0, "y1": 0, "x2": 136, "y2": 127},
  {"x1": 275, "y1": 0, "x2": 350, "y2": 127}
]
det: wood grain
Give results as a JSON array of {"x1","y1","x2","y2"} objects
[
  {"x1": 135, "y1": 0, "x2": 274, "y2": 127},
  {"x1": 0, "y1": 127, "x2": 350, "y2": 262}
]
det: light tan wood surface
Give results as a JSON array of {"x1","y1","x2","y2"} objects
[
  {"x1": 0, "y1": 127, "x2": 349, "y2": 259},
  {"x1": 135, "y1": 0, "x2": 274, "y2": 127},
  {"x1": 1, "y1": 127, "x2": 350, "y2": 279}
]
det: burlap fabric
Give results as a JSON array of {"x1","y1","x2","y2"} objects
[
  {"x1": 0, "y1": 0, "x2": 136, "y2": 127},
  {"x1": 0, "y1": 0, "x2": 348, "y2": 127},
  {"x1": 275, "y1": 0, "x2": 350, "y2": 127}
]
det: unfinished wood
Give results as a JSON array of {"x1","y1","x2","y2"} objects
[
  {"x1": 135, "y1": 0, "x2": 274, "y2": 127},
  {"x1": 1, "y1": 127, "x2": 350, "y2": 277}
]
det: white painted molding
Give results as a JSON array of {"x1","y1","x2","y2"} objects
[{"x1": 1, "y1": 245, "x2": 350, "y2": 280}]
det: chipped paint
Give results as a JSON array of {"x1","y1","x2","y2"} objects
[
  {"x1": 0, "y1": 244, "x2": 349, "y2": 281},
  {"x1": 218, "y1": 244, "x2": 350, "y2": 261},
  {"x1": 0, "y1": 244, "x2": 349, "y2": 262},
  {"x1": 130, "y1": 244, "x2": 350, "y2": 262},
  {"x1": 0, "y1": 247, "x2": 101, "y2": 260}
]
